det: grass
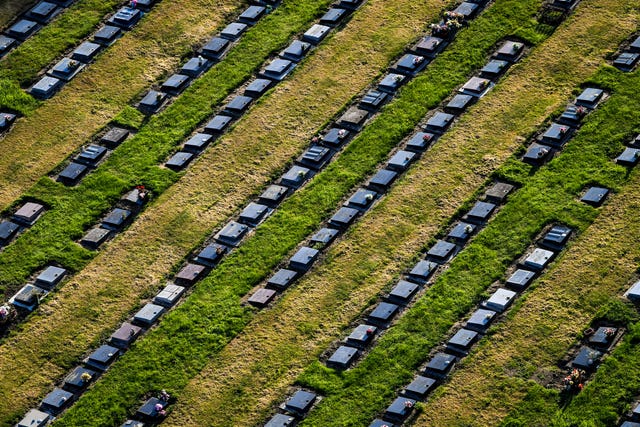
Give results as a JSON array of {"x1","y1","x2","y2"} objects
[
  {"x1": 46, "y1": 0, "x2": 638, "y2": 425},
  {"x1": 0, "y1": 0, "x2": 448, "y2": 424},
  {"x1": 0, "y1": 0, "x2": 38, "y2": 28}
]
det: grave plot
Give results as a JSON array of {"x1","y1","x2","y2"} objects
[
  {"x1": 71, "y1": 41, "x2": 102, "y2": 63},
  {"x1": 29, "y1": 75, "x2": 62, "y2": 99},
  {"x1": 109, "y1": 322, "x2": 142, "y2": 349},
  {"x1": 93, "y1": 24, "x2": 121, "y2": 46},
  {"x1": 12, "y1": 201, "x2": 45, "y2": 226},
  {"x1": 238, "y1": 5, "x2": 265, "y2": 26},
  {"x1": 199, "y1": 36, "x2": 230, "y2": 60},
  {"x1": 138, "y1": 90, "x2": 168, "y2": 115},
  {"x1": 40, "y1": 387, "x2": 74, "y2": 415},
  {"x1": 280, "y1": 39, "x2": 311, "y2": 62},
  {"x1": 47, "y1": 57, "x2": 85, "y2": 81},
  {"x1": 303, "y1": 24, "x2": 331, "y2": 45},
  {"x1": 161, "y1": 73, "x2": 191, "y2": 96},
  {"x1": 180, "y1": 56, "x2": 211, "y2": 78},
  {"x1": 260, "y1": 58, "x2": 296, "y2": 81},
  {"x1": 390, "y1": 53, "x2": 428, "y2": 76},
  {"x1": 0, "y1": 220, "x2": 20, "y2": 247},
  {"x1": 62, "y1": 366, "x2": 96, "y2": 393},
  {"x1": 220, "y1": 22, "x2": 247, "y2": 41},
  {"x1": 83, "y1": 344, "x2": 119, "y2": 371}
]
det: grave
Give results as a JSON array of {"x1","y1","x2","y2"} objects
[
  {"x1": 484, "y1": 182, "x2": 514, "y2": 203},
  {"x1": 444, "y1": 94, "x2": 475, "y2": 113},
  {"x1": 621, "y1": 422, "x2": 640, "y2": 427},
  {"x1": 100, "y1": 127, "x2": 129, "y2": 148},
  {"x1": 327, "y1": 345, "x2": 359, "y2": 369},
  {"x1": 62, "y1": 366, "x2": 97, "y2": 392},
  {"x1": 367, "y1": 169, "x2": 398, "y2": 193},
  {"x1": 265, "y1": 414, "x2": 296, "y2": 427},
  {"x1": 460, "y1": 76, "x2": 492, "y2": 97},
  {"x1": 626, "y1": 280, "x2": 640, "y2": 302},
  {"x1": 402, "y1": 375, "x2": 437, "y2": 400},
  {"x1": 41, "y1": 387, "x2": 74, "y2": 414},
  {"x1": 136, "y1": 397, "x2": 169, "y2": 420},
  {"x1": 575, "y1": 87, "x2": 604, "y2": 109},
  {"x1": 138, "y1": 90, "x2": 167, "y2": 114},
  {"x1": 580, "y1": 186, "x2": 609, "y2": 207},
  {"x1": 35, "y1": 266, "x2": 67, "y2": 290},
  {"x1": 120, "y1": 187, "x2": 148, "y2": 211},
  {"x1": 93, "y1": 25, "x2": 122, "y2": 46},
  {"x1": 7, "y1": 20, "x2": 40, "y2": 40},
  {"x1": 359, "y1": 90, "x2": 388, "y2": 111},
  {"x1": 558, "y1": 104, "x2": 586, "y2": 126},
  {"x1": 346, "y1": 188, "x2": 377, "y2": 211},
  {"x1": 447, "y1": 222, "x2": 475, "y2": 242},
  {"x1": 107, "y1": 7, "x2": 142, "y2": 29},
  {"x1": 48, "y1": 57, "x2": 85, "y2": 81},
  {"x1": 133, "y1": 303, "x2": 165, "y2": 326},
  {"x1": 387, "y1": 150, "x2": 416, "y2": 172},
  {"x1": 383, "y1": 397, "x2": 416, "y2": 422},
  {"x1": 27, "y1": 2, "x2": 60, "y2": 23},
  {"x1": 193, "y1": 242, "x2": 228, "y2": 267},
  {"x1": 425, "y1": 112, "x2": 454, "y2": 133},
  {"x1": 109, "y1": 322, "x2": 142, "y2": 348},
  {"x1": 238, "y1": 5, "x2": 265, "y2": 25},
  {"x1": 71, "y1": 41, "x2": 102, "y2": 63},
  {"x1": 329, "y1": 207, "x2": 359, "y2": 229},
  {"x1": 378, "y1": 73, "x2": 406, "y2": 93},
  {"x1": 551, "y1": 0, "x2": 579, "y2": 9},
  {"x1": 539, "y1": 123, "x2": 572, "y2": 147},
  {"x1": 482, "y1": 288, "x2": 516, "y2": 313},
  {"x1": 541, "y1": 225, "x2": 572, "y2": 251},
  {"x1": 617, "y1": 147, "x2": 640, "y2": 166},
  {"x1": 289, "y1": 246, "x2": 319, "y2": 272},
  {"x1": 58, "y1": 162, "x2": 88, "y2": 185},
  {"x1": 505, "y1": 269, "x2": 535, "y2": 290},
  {"x1": 101, "y1": 207, "x2": 132, "y2": 230},
  {"x1": 175, "y1": 263, "x2": 206, "y2": 285},
  {"x1": 260, "y1": 58, "x2": 296, "y2": 81},
  {"x1": 411, "y1": 36, "x2": 445, "y2": 57},
  {"x1": 84, "y1": 344, "x2": 119, "y2": 370},
  {"x1": 244, "y1": 78, "x2": 272, "y2": 98},
  {"x1": 387, "y1": 280, "x2": 419, "y2": 305},
  {"x1": 303, "y1": 24, "x2": 331, "y2": 44},
  {"x1": 633, "y1": 402, "x2": 640, "y2": 421},
  {"x1": 30, "y1": 75, "x2": 63, "y2": 99},
  {"x1": 494, "y1": 40, "x2": 524, "y2": 62},
  {"x1": 455, "y1": 1, "x2": 480, "y2": 18},
  {"x1": 405, "y1": 131, "x2": 435, "y2": 152},
  {"x1": 320, "y1": 8, "x2": 347, "y2": 27},
  {"x1": 215, "y1": 221, "x2": 249, "y2": 246},
  {"x1": 427, "y1": 239, "x2": 457, "y2": 263},
  {"x1": 338, "y1": 0, "x2": 363, "y2": 10},
  {"x1": 180, "y1": 56, "x2": 211, "y2": 77},
  {"x1": 220, "y1": 22, "x2": 247, "y2": 41},
  {"x1": 80, "y1": 227, "x2": 111, "y2": 249},
  {"x1": 367, "y1": 302, "x2": 400, "y2": 327},
  {"x1": 121, "y1": 421, "x2": 145, "y2": 427},
  {"x1": 321, "y1": 127, "x2": 350, "y2": 147},
  {"x1": 161, "y1": 73, "x2": 190, "y2": 95},
  {"x1": 239, "y1": 202, "x2": 271, "y2": 226},
  {"x1": 408, "y1": 260, "x2": 438, "y2": 284},
  {"x1": 183, "y1": 133, "x2": 213, "y2": 153},
  {"x1": 280, "y1": 165, "x2": 313, "y2": 188},
  {"x1": 0, "y1": 112, "x2": 17, "y2": 131},
  {"x1": 259, "y1": 184, "x2": 289, "y2": 207},
  {"x1": 165, "y1": 151, "x2": 194, "y2": 170},
  {"x1": 284, "y1": 390, "x2": 317, "y2": 416},
  {"x1": 13, "y1": 202, "x2": 45, "y2": 225},
  {"x1": 588, "y1": 326, "x2": 617, "y2": 348},
  {"x1": 266, "y1": 268, "x2": 298, "y2": 290},
  {"x1": 572, "y1": 346, "x2": 602, "y2": 370},
  {"x1": 0, "y1": 35, "x2": 16, "y2": 56},
  {"x1": 153, "y1": 284, "x2": 185, "y2": 307},
  {"x1": 132, "y1": 0, "x2": 156, "y2": 10},
  {"x1": 280, "y1": 39, "x2": 311, "y2": 62},
  {"x1": 522, "y1": 143, "x2": 553, "y2": 165},
  {"x1": 446, "y1": 328, "x2": 478, "y2": 355},
  {"x1": 346, "y1": 324, "x2": 377, "y2": 348},
  {"x1": 465, "y1": 308, "x2": 497, "y2": 333},
  {"x1": 0, "y1": 220, "x2": 19, "y2": 244},
  {"x1": 296, "y1": 145, "x2": 332, "y2": 170},
  {"x1": 204, "y1": 114, "x2": 233, "y2": 134},
  {"x1": 224, "y1": 95, "x2": 253, "y2": 117},
  {"x1": 480, "y1": 59, "x2": 508, "y2": 79},
  {"x1": 523, "y1": 248, "x2": 554, "y2": 270},
  {"x1": 200, "y1": 37, "x2": 230, "y2": 60},
  {"x1": 424, "y1": 352, "x2": 456, "y2": 378},
  {"x1": 17, "y1": 409, "x2": 50, "y2": 427},
  {"x1": 337, "y1": 107, "x2": 369, "y2": 131},
  {"x1": 391, "y1": 53, "x2": 427, "y2": 76},
  {"x1": 631, "y1": 36, "x2": 640, "y2": 53},
  {"x1": 247, "y1": 288, "x2": 277, "y2": 307},
  {"x1": 310, "y1": 227, "x2": 339, "y2": 245},
  {"x1": 75, "y1": 144, "x2": 108, "y2": 166},
  {"x1": 370, "y1": 420, "x2": 396, "y2": 427}
]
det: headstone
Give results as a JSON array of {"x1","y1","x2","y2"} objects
[
  {"x1": 465, "y1": 308, "x2": 496, "y2": 333},
  {"x1": 505, "y1": 269, "x2": 536, "y2": 290},
  {"x1": 238, "y1": 5, "x2": 265, "y2": 25},
  {"x1": 0, "y1": 35, "x2": 16, "y2": 57},
  {"x1": 337, "y1": 107, "x2": 369, "y2": 131},
  {"x1": 13, "y1": 202, "x2": 45, "y2": 225},
  {"x1": 575, "y1": 87, "x2": 604, "y2": 109},
  {"x1": 446, "y1": 328, "x2": 478, "y2": 355},
  {"x1": 100, "y1": 127, "x2": 129, "y2": 148},
  {"x1": 101, "y1": 207, "x2": 132, "y2": 231},
  {"x1": 266, "y1": 269, "x2": 298, "y2": 290},
  {"x1": 402, "y1": 375, "x2": 436, "y2": 400},
  {"x1": 408, "y1": 260, "x2": 438, "y2": 284},
  {"x1": 17, "y1": 409, "x2": 50, "y2": 427},
  {"x1": 48, "y1": 57, "x2": 85, "y2": 81},
  {"x1": 80, "y1": 227, "x2": 111, "y2": 249},
  {"x1": 411, "y1": 36, "x2": 445, "y2": 57},
  {"x1": 265, "y1": 414, "x2": 295, "y2": 427},
  {"x1": 71, "y1": 41, "x2": 102, "y2": 63},
  {"x1": 175, "y1": 263, "x2": 206, "y2": 285},
  {"x1": 220, "y1": 22, "x2": 247, "y2": 40},
  {"x1": 239, "y1": 202, "x2": 271, "y2": 226},
  {"x1": 138, "y1": 90, "x2": 167, "y2": 114},
  {"x1": 425, "y1": 112, "x2": 454, "y2": 133},
  {"x1": 40, "y1": 387, "x2": 74, "y2": 414},
  {"x1": 387, "y1": 150, "x2": 416, "y2": 172},
  {"x1": 327, "y1": 345, "x2": 359, "y2": 369},
  {"x1": 193, "y1": 242, "x2": 228, "y2": 267},
  {"x1": 289, "y1": 246, "x2": 319, "y2": 271},
  {"x1": 280, "y1": 165, "x2": 313, "y2": 188},
  {"x1": 329, "y1": 207, "x2": 359, "y2": 229},
  {"x1": 484, "y1": 182, "x2": 514, "y2": 203},
  {"x1": 215, "y1": 221, "x2": 249, "y2": 246},
  {"x1": 180, "y1": 56, "x2": 211, "y2": 77},
  {"x1": 580, "y1": 186, "x2": 609, "y2": 207},
  {"x1": 11, "y1": 284, "x2": 47, "y2": 312},
  {"x1": 480, "y1": 59, "x2": 509, "y2": 79},
  {"x1": 35, "y1": 266, "x2": 67, "y2": 290},
  {"x1": 109, "y1": 322, "x2": 142, "y2": 348},
  {"x1": 75, "y1": 144, "x2": 108, "y2": 166},
  {"x1": 572, "y1": 346, "x2": 602, "y2": 370},
  {"x1": 244, "y1": 78, "x2": 272, "y2": 98},
  {"x1": 346, "y1": 188, "x2": 377, "y2": 211},
  {"x1": 133, "y1": 303, "x2": 165, "y2": 326},
  {"x1": 522, "y1": 143, "x2": 553, "y2": 165},
  {"x1": 494, "y1": 40, "x2": 524, "y2": 62},
  {"x1": 447, "y1": 221, "x2": 475, "y2": 242},
  {"x1": 107, "y1": 7, "x2": 142, "y2": 29},
  {"x1": 6, "y1": 20, "x2": 41, "y2": 40},
  {"x1": 166, "y1": 151, "x2": 194, "y2": 170},
  {"x1": 93, "y1": 25, "x2": 122, "y2": 46},
  {"x1": 427, "y1": 239, "x2": 457, "y2": 263},
  {"x1": 161, "y1": 73, "x2": 191, "y2": 95},
  {"x1": 258, "y1": 184, "x2": 289, "y2": 207},
  {"x1": 310, "y1": 227, "x2": 339, "y2": 246},
  {"x1": 377, "y1": 73, "x2": 406, "y2": 93},
  {"x1": 346, "y1": 324, "x2": 377, "y2": 348},
  {"x1": 445, "y1": 94, "x2": 476, "y2": 113},
  {"x1": 460, "y1": 76, "x2": 493, "y2": 97},
  {"x1": 359, "y1": 90, "x2": 388, "y2": 111},
  {"x1": 280, "y1": 39, "x2": 311, "y2": 62},
  {"x1": 482, "y1": 288, "x2": 516, "y2": 313},
  {"x1": 523, "y1": 248, "x2": 554, "y2": 271},
  {"x1": 616, "y1": 147, "x2": 640, "y2": 166},
  {"x1": 30, "y1": 76, "x2": 63, "y2": 99},
  {"x1": 367, "y1": 302, "x2": 400, "y2": 327},
  {"x1": 204, "y1": 114, "x2": 233, "y2": 134},
  {"x1": 424, "y1": 352, "x2": 456, "y2": 378},
  {"x1": 322, "y1": 127, "x2": 350, "y2": 148},
  {"x1": 284, "y1": 390, "x2": 317, "y2": 416},
  {"x1": 0, "y1": 220, "x2": 20, "y2": 244},
  {"x1": 383, "y1": 397, "x2": 416, "y2": 422},
  {"x1": 387, "y1": 280, "x2": 419, "y2": 305},
  {"x1": 183, "y1": 133, "x2": 213, "y2": 153},
  {"x1": 248, "y1": 288, "x2": 277, "y2": 307},
  {"x1": 405, "y1": 131, "x2": 436, "y2": 152},
  {"x1": 320, "y1": 8, "x2": 347, "y2": 27},
  {"x1": 303, "y1": 24, "x2": 331, "y2": 44},
  {"x1": 367, "y1": 169, "x2": 398, "y2": 192},
  {"x1": 260, "y1": 58, "x2": 296, "y2": 81},
  {"x1": 58, "y1": 162, "x2": 88, "y2": 185},
  {"x1": 539, "y1": 123, "x2": 572, "y2": 147},
  {"x1": 224, "y1": 95, "x2": 253, "y2": 117},
  {"x1": 541, "y1": 225, "x2": 572, "y2": 251},
  {"x1": 62, "y1": 366, "x2": 97, "y2": 392},
  {"x1": 391, "y1": 53, "x2": 428, "y2": 76},
  {"x1": 153, "y1": 283, "x2": 186, "y2": 307},
  {"x1": 296, "y1": 145, "x2": 332, "y2": 170},
  {"x1": 200, "y1": 37, "x2": 230, "y2": 60},
  {"x1": 84, "y1": 344, "x2": 119, "y2": 371}
]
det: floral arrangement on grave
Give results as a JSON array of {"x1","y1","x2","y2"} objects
[
  {"x1": 81, "y1": 372, "x2": 92, "y2": 383},
  {"x1": 364, "y1": 193, "x2": 374, "y2": 202},
  {"x1": 512, "y1": 43, "x2": 522, "y2": 52},
  {"x1": 562, "y1": 368, "x2": 586, "y2": 393},
  {"x1": 0, "y1": 304, "x2": 15, "y2": 325}
]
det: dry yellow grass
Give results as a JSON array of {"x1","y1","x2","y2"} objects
[
  {"x1": 0, "y1": 0, "x2": 37, "y2": 28},
  {"x1": 0, "y1": 0, "x2": 446, "y2": 422},
  {"x1": 159, "y1": 1, "x2": 638, "y2": 425},
  {"x1": 0, "y1": 0, "x2": 241, "y2": 210}
]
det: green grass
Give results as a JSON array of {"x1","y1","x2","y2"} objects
[
  {"x1": 47, "y1": 0, "x2": 570, "y2": 424},
  {"x1": 0, "y1": 0, "x2": 337, "y2": 296}
]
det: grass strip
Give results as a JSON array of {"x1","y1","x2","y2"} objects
[
  {"x1": 0, "y1": 0, "x2": 445, "y2": 424},
  {"x1": 51, "y1": 0, "x2": 633, "y2": 425}
]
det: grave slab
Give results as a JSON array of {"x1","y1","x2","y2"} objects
[
  {"x1": 280, "y1": 39, "x2": 311, "y2": 62},
  {"x1": 402, "y1": 375, "x2": 437, "y2": 400},
  {"x1": 446, "y1": 328, "x2": 478, "y2": 355},
  {"x1": 408, "y1": 260, "x2": 438, "y2": 284},
  {"x1": 523, "y1": 142, "x2": 553, "y2": 165},
  {"x1": 346, "y1": 188, "x2": 377, "y2": 211},
  {"x1": 310, "y1": 227, "x2": 339, "y2": 246},
  {"x1": 465, "y1": 308, "x2": 497, "y2": 333},
  {"x1": 110, "y1": 322, "x2": 142, "y2": 348},
  {"x1": 48, "y1": 57, "x2": 85, "y2": 81},
  {"x1": 260, "y1": 58, "x2": 296, "y2": 81},
  {"x1": 425, "y1": 111, "x2": 454, "y2": 133},
  {"x1": 337, "y1": 107, "x2": 369, "y2": 131},
  {"x1": 280, "y1": 165, "x2": 313, "y2": 188},
  {"x1": 541, "y1": 225, "x2": 572, "y2": 251},
  {"x1": 161, "y1": 73, "x2": 190, "y2": 95},
  {"x1": 17, "y1": 409, "x2": 50, "y2": 427},
  {"x1": 580, "y1": 186, "x2": 609, "y2": 207},
  {"x1": 460, "y1": 76, "x2": 493, "y2": 97},
  {"x1": 259, "y1": 184, "x2": 289, "y2": 207},
  {"x1": 7, "y1": 19, "x2": 40, "y2": 40},
  {"x1": 387, "y1": 150, "x2": 415, "y2": 172},
  {"x1": 239, "y1": 202, "x2": 271, "y2": 226},
  {"x1": 13, "y1": 202, "x2": 45, "y2": 225},
  {"x1": 166, "y1": 151, "x2": 194, "y2": 170},
  {"x1": 0, "y1": 111, "x2": 17, "y2": 131},
  {"x1": 238, "y1": 5, "x2": 265, "y2": 25},
  {"x1": 101, "y1": 207, "x2": 132, "y2": 231},
  {"x1": 558, "y1": 104, "x2": 587, "y2": 125},
  {"x1": 367, "y1": 169, "x2": 397, "y2": 192},
  {"x1": 482, "y1": 288, "x2": 516, "y2": 313},
  {"x1": 424, "y1": 352, "x2": 456, "y2": 378},
  {"x1": 297, "y1": 145, "x2": 332, "y2": 170},
  {"x1": 289, "y1": 246, "x2": 319, "y2": 271},
  {"x1": 411, "y1": 35, "x2": 445, "y2": 57},
  {"x1": 427, "y1": 239, "x2": 457, "y2": 263},
  {"x1": 572, "y1": 346, "x2": 602, "y2": 370},
  {"x1": 204, "y1": 114, "x2": 233, "y2": 134},
  {"x1": 523, "y1": 248, "x2": 554, "y2": 270},
  {"x1": 494, "y1": 40, "x2": 524, "y2": 62},
  {"x1": 0, "y1": 35, "x2": 16, "y2": 56},
  {"x1": 391, "y1": 53, "x2": 427, "y2": 76},
  {"x1": 588, "y1": 326, "x2": 617, "y2": 349},
  {"x1": 247, "y1": 288, "x2": 276, "y2": 307},
  {"x1": 539, "y1": 123, "x2": 572, "y2": 147},
  {"x1": 200, "y1": 36, "x2": 230, "y2": 60},
  {"x1": 133, "y1": 303, "x2": 165, "y2": 326},
  {"x1": 0, "y1": 220, "x2": 19, "y2": 244},
  {"x1": 329, "y1": 207, "x2": 359, "y2": 229},
  {"x1": 387, "y1": 280, "x2": 419, "y2": 305},
  {"x1": 136, "y1": 397, "x2": 168, "y2": 420},
  {"x1": 62, "y1": 366, "x2": 96, "y2": 392},
  {"x1": 84, "y1": 344, "x2": 119, "y2": 371},
  {"x1": 71, "y1": 41, "x2": 102, "y2": 63},
  {"x1": 183, "y1": 132, "x2": 213, "y2": 153},
  {"x1": 175, "y1": 263, "x2": 206, "y2": 285},
  {"x1": 346, "y1": 324, "x2": 377, "y2": 348},
  {"x1": 40, "y1": 387, "x2": 74, "y2": 414},
  {"x1": 224, "y1": 95, "x2": 253, "y2": 117},
  {"x1": 220, "y1": 22, "x2": 247, "y2": 41},
  {"x1": 616, "y1": 147, "x2": 640, "y2": 166},
  {"x1": 80, "y1": 227, "x2": 111, "y2": 249},
  {"x1": 180, "y1": 56, "x2": 211, "y2": 77},
  {"x1": 303, "y1": 24, "x2": 331, "y2": 44},
  {"x1": 75, "y1": 144, "x2": 107, "y2": 166},
  {"x1": 447, "y1": 222, "x2": 475, "y2": 242},
  {"x1": 406, "y1": 131, "x2": 436, "y2": 152},
  {"x1": 480, "y1": 59, "x2": 509, "y2": 79},
  {"x1": 284, "y1": 390, "x2": 317, "y2": 416},
  {"x1": 138, "y1": 90, "x2": 167, "y2": 114},
  {"x1": 100, "y1": 127, "x2": 129, "y2": 148},
  {"x1": 244, "y1": 78, "x2": 272, "y2": 98},
  {"x1": 505, "y1": 269, "x2": 535, "y2": 290},
  {"x1": 384, "y1": 397, "x2": 416, "y2": 422},
  {"x1": 93, "y1": 25, "x2": 122, "y2": 46},
  {"x1": 215, "y1": 221, "x2": 248, "y2": 246},
  {"x1": 58, "y1": 162, "x2": 88, "y2": 185},
  {"x1": 445, "y1": 93, "x2": 476, "y2": 113},
  {"x1": 35, "y1": 266, "x2": 66, "y2": 290},
  {"x1": 484, "y1": 182, "x2": 514, "y2": 203},
  {"x1": 30, "y1": 75, "x2": 62, "y2": 99},
  {"x1": 575, "y1": 87, "x2": 604, "y2": 109},
  {"x1": 377, "y1": 73, "x2": 406, "y2": 93},
  {"x1": 265, "y1": 414, "x2": 295, "y2": 427},
  {"x1": 107, "y1": 7, "x2": 141, "y2": 29},
  {"x1": 266, "y1": 269, "x2": 298, "y2": 291},
  {"x1": 360, "y1": 90, "x2": 388, "y2": 112},
  {"x1": 327, "y1": 345, "x2": 359, "y2": 369},
  {"x1": 153, "y1": 284, "x2": 185, "y2": 307},
  {"x1": 367, "y1": 302, "x2": 400, "y2": 327},
  {"x1": 193, "y1": 243, "x2": 228, "y2": 267},
  {"x1": 320, "y1": 8, "x2": 347, "y2": 27}
]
